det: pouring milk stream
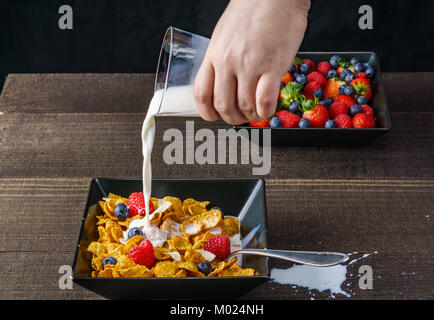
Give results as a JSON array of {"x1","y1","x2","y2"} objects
[
  {"x1": 141, "y1": 85, "x2": 199, "y2": 227},
  {"x1": 140, "y1": 27, "x2": 209, "y2": 227}
]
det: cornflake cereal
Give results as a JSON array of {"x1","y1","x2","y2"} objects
[{"x1": 88, "y1": 193, "x2": 256, "y2": 278}]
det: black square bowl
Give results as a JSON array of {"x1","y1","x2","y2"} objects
[
  {"x1": 234, "y1": 52, "x2": 391, "y2": 146},
  {"x1": 72, "y1": 178, "x2": 269, "y2": 299}
]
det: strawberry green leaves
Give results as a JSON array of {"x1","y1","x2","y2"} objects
[
  {"x1": 293, "y1": 56, "x2": 303, "y2": 65},
  {"x1": 278, "y1": 82, "x2": 304, "y2": 107},
  {"x1": 299, "y1": 95, "x2": 319, "y2": 112}
]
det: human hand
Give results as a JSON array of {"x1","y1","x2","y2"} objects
[{"x1": 194, "y1": 0, "x2": 310, "y2": 125}]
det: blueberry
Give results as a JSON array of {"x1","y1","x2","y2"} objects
[
  {"x1": 102, "y1": 256, "x2": 117, "y2": 269},
  {"x1": 314, "y1": 88, "x2": 325, "y2": 100},
  {"x1": 127, "y1": 227, "x2": 143, "y2": 239},
  {"x1": 325, "y1": 120, "x2": 338, "y2": 128},
  {"x1": 299, "y1": 118, "x2": 311, "y2": 128},
  {"x1": 299, "y1": 63, "x2": 310, "y2": 74},
  {"x1": 363, "y1": 63, "x2": 372, "y2": 69},
  {"x1": 356, "y1": 95, "x2": 368, "y2": 105},
  {"x1": 293, "y1": 72, "x2": 300, "y2": 79},
  {"x1": 350, "y1": 57, "x2": 360, "y2": 65},
  {"x1": 289, "y1": 101, "x2": 301, "y2": 115},
  {"x1": 344, "y1": 85, "x2": 355, "y2": 96},
  {"x1": 197, "y1": 261, "x2": 212, "y2": 276},
  {"x1": 330, "y1": 55, "x2": 340, "y2": 68},
  {"x1": 269, "y1": 116, "x2": 282, "y2": 128},
  {"x1": 319, "y1": 98, "x2": 334, "y2": 108},
  {"x1": 295, "y1": 74, "x2": 307, "y2": 84},
  {"x1": 349, "y1": 104, "x2": 363, "y2": 117},
  {"x1": 210, "y1": 206, "x2": 223, "y2": 213},
  {"x1": 280, "y1": 81, "x2": 286, "y2": 88},
  {"x1": 114, "y1": 202, "x2": 129, "y2": 221},
  {"x1": 327, "y1": 69, "x2": 338, "y2": 78},
  {"x1": 289, "y1": 64, "x2": 297, "y2": 73},
  {"x1": 339, "y1": 84, "x2": 347, "y2": 95},
  {"x1": 365, "y1": 66, "x2": 375, "y2": 78},
  {"x1": 354, "y1": 62, "x2": 365, "y2": 73},
  {"x1": 340, "y1": 69, "x2": 351, "y2": 80},
  {"x1": 344, "y1": 73, "x2": 355, "y2": 83}
]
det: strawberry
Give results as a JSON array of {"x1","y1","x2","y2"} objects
[
  {"x1": 302, "y1": 59, "x2": 315, "y2": 71},
  {"x1": 279, "y1": 82, "x2": 304, "y2": 107},
  {"x1": 303, "y1": 81, "x2": 322, "y2": 100},
  {"x1": 361, "y1": 105, "x2": 374, "y2": 117},
  {"x1": 307, "y1": 71, "x2": 327, "y2": 88},
  {"x1": 300, "y1": 98, "x2": 329, "y2": 128},
  {"x1": 355, "y1": 72, "x2": 368, "y2": 79},
  {"x1": 128, "y1": 240, "x2": 155, "y2": 268},
  {"x1": 248, "y1": 119, "x2": 270, "y2": 127},
  {"x1": 334, "y1": 94, "x2": 356, "y2": 107},
  {"x1": 276, "y1": 110, "x2": 300, "y2": 128},
  {"x1": 204, "y1": 235, "x2": 231, "y2": 260},
  {"x1": 302, "y1": 105, "x2": 329, "y2": 128},
  {"x1": 281, "y1": 71, "x2": 293, "y2": 85},
  {"x1": 128, "y1": 192, "x2": 155, "y2": 217},
  {"x1": 328, "y1": 101, "x2": 349, "y2": 120},
  {"x1": 352, "y1": 113, "x2": 375, "y2": 128},
  {"x1": 334, "y1": 114, "x2": 353, "y2": 128},
  {"x1": 316, "y1": 61, "x2": 333, "y2": 77},
  {"x1": 324, "y1": 78, "x2": 345, "y2": 99},
  {"x1": 350, "y1": 78, "x2": 372, "y2": 100}
]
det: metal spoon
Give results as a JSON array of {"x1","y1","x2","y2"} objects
[{"x1": 227, "y1": 248, "x2": 348, "y2": 267}]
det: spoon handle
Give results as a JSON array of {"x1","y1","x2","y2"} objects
[{"x1": 228, "y1": 249, "x2": 348, "y2": 267}]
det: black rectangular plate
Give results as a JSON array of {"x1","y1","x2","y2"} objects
[
  {"x1": 72, "y1": 178, "x2": 269, "y2": 300},
  {"x1": 234, "y1": 52, "x2": 391, "y2": 146}
]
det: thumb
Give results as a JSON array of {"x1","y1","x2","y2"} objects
[{"x1": 255, "y1": 72, "x2": 281, "y2": 119}]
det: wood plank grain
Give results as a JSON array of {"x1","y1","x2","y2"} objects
[
  {"x1": 1, "y1": 73, "x2": 434, "y2": 113},
  {"x1": 0, "y1": 178, "x2": 89, "y2": 252},
  {"x1": 0, "y1": 74, "x2": 154, "y2": 114},
  {"x1": 0, "y1": 112, "x2": 433, "y2": 179},
  {"x1": 0, "y1": 252, "x2": 100, "y2": 300}
]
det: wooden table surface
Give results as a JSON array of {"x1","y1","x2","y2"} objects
[{"x1": 0, "y1": 73, "x2": 433, "y2": 300}]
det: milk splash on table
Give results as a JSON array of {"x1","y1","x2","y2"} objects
[{"x1": 270, "y1": 251, "x2": 378, "y2": 299}]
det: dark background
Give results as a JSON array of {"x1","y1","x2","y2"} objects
[{"x1": 1, "y1": 0, "x2": 433, "y2": 91}]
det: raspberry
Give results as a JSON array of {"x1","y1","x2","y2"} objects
[
  {"x1": 128, "y1": 240, "x2": 155, "y2": 268},
  {"x1": 328, "y1": 101, "x2": 349, "y2": 120},
  {"x1": 204, "y1": 235, "x2": 231, "y2": 260},
  {"x1": 307, "y1": 72, "x2": 327, "y2": 88},
  {"x1": 316, "y1": 61, "x2": 333, "y2": 77},
  {"x1": 128, "y1": 192, "x2": 154, "y2": 217},
  {"x1": 334, "y1": 114, "x2": 353, "y2": 128},
  {"x1": 302, "y1": 59, "x2": 315, "y2": 71},
  {"x1": 276, "y1": 110, "x2": 300, "y2": 128},
  {"x1": 355, "y1": 72, "x2": 368, "y2": 79}
]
